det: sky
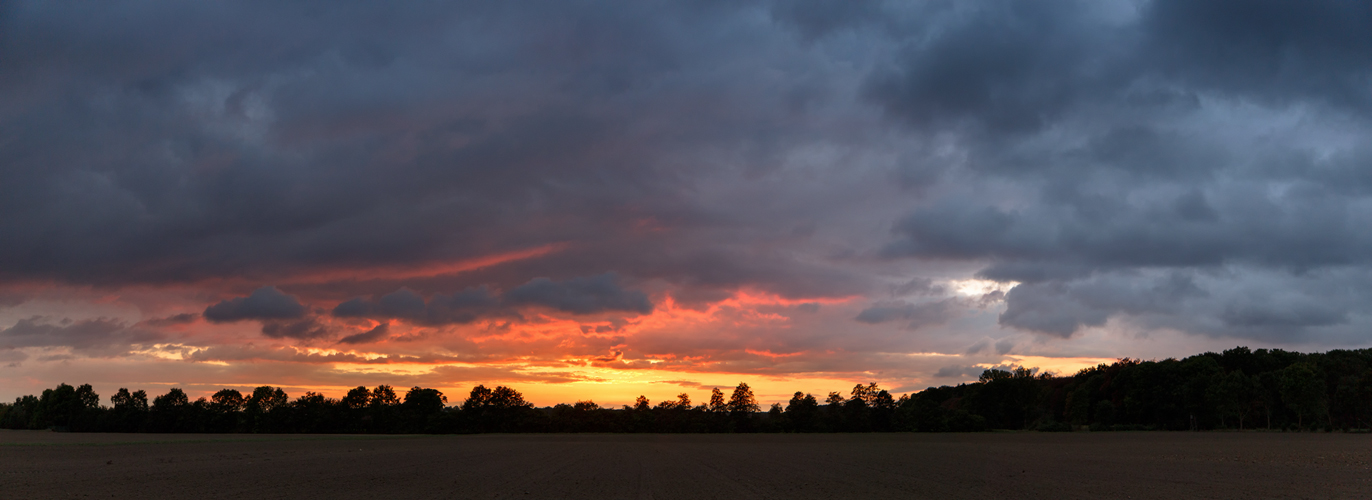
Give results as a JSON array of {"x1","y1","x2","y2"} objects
[{"x1": 3, "y1": 0, "x2": 1372, "y2": 407}]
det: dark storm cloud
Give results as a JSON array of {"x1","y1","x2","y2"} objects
[
  {"x1": 994, "y1": 268, "x2": 1368, "y2": 339},
  {"x1": 203, "y1": 286, "x2": 307, "y2": 323},
  {"x1": 333, "y1": 287, "x2": 502, "y2": 325},
  {"x1": 864, "y1": 0, "x2": 1372, "y2": 136},
  {"x1": 863, "y1": 0, "x2": 1120, "y2": 134},
  {"x1": 886, "y1": 190, "x2": 1372, "y2": 281},
  {"x1": 6, "y1": 0, "x2": 1372, "y2": 355},
  {"x1": 0, "y1": 0, "x2": 875, "y2": 305},
  {"x1": 1143, "y1": 0, "x2": 1372, "y2": 110},
  {"x1": 856, "y1": 0, "x2": 1372, "y2": 344},
  {"x1": 768, "y1": 0, "x2": 888, "y2": 41},
  {"x1": 334, "y1": 273, "x2": 651, "y2": 324},
  {"x1": 504, "y1": 273, "x2": 653, "y2": 315}
]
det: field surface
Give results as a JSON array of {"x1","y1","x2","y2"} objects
[{"x1": 2, "y1": 431, "x2": 1368, "y2": 499}]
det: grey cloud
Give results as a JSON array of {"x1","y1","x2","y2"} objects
[
  {"x1": 333, "y1": 273, "x2": 651, "y2": 324},
  {"x1": 999, "y1": 272, "x2": 1205, "y2": 337},
  {"x1": 888, "y1": 187, "x2": 1372, "y2": 280},
  {"x1": 1220, "y1": 301, "x2": 1348, "y2": 330},
  {"x1": 865, "y1": 0, "x2": 1372, "y2": 135},
  {"x1": 6, "y1": 0, "x2": 1372, "y2": 358},
  {"x1": 0, "y1": 0, "x2": 877, "y2": 306},
  {"x1": 0, "y1": 316, "x2": 162, "y2": 356},
  {"x1": 854, "y1": 299, "x2": 958, "y2": 330},
  {"x1": 891, "y1": 277, "x2": 947, "y2": 297},
  {"x1": 866, "y1": 0, "x2": 1372, "y2": 351},
  {"x1": 142, "y1": 313, "x2": 199, "y2": 327},
  {"x1": 337, "y1": 323, "x2": 390, "y2": 345},
  {"x1": 0, "y1": 293, "x2": 26, "y2": 309},
  {"x1": 203, "y1": 287, "x2": 307, "y2": 323},
  {"x1": 977, "y1": 290, "x2": 1006, "y2": 308},
  {"x1": 993, "y1": 268, "x2": 1372, "y2": 342},
  {"x1": 333, "y1": 288, "x2": 502, "y2": 326},
  {"x1": 964, "y1": 339, "x2": 989, "y2": 355},
  {"x1": 994, "y1": 337, "x2": 1016, "y2": 355},
  {"x1": 999, "y1": 283, "x2": 1112, "y2": 337},
  {"x1": 863, "y1": 0, "x2": 1120, "y2": 134},
  {"x1": 260, "y1": 318, "x2": 331, "y2": 340},
  {"x1": 934, "y1": 365, "x2": 979, "y2": 378},
  {"x1": 504, "y1": 273, "x2": 653, "y2": 315},
  {"x1": 1143, "y1": 0, "x2": 1372, "y2": 110},
  {"x1": 769, "y1": 0, "x2": 888, "y2": 42},
  {"x1": 0, "y1": 348, "x2": 28, "y2": 365},
  {"x1": 963, "y1": 337, "x2": 1017, "y2": 356}
]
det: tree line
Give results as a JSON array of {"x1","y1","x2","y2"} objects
[{"x1": 2, "y1": 346, "x2": 1370, "y2": 433}]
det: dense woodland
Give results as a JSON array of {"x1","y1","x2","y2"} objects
[{"x1": 3, "y1": 347, "x2": 1371, "y2": 434}]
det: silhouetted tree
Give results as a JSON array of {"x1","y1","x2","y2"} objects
[
  {"x1": 212, "y1": 389, "x2": 245, "y2": 411},
  {"x1": 342, "y1": 386, "x2": 371, "y2": 409},
  {"x1": 655, "y1": 393, "x2": 691, "y2": 410},
  {"x1": 707, "y1": 388, "x2": 726, "y2": 412},
  {"x1": 1208, "y1": 371, "x2": 1259, "y2": 429},
  {"x1": 870, "y1": 388, "x2": 897, "y2": 432},
  {"x1": 728, "y1": 383, "x2": 759, "y2": 414},
  {"x1": 32, "y1": 383, "x2": 99, "y2": 431},
  {"x1": 209, "y1": 389, "x2": 245, "y2": 432},
  {"x1": 404, "y1": 387, "x2": 447, "y2": 414},
  {"x1": 784, "y1": 392, "x2": 820, "y2": 432},
  {"x1": 7, "y1": 345, "x2": 1368, "y2": 435},
  {"x1": 2, "y1": 395, "x2": 39, "y2": 429},
  {"x1": 371, "y1": 385, "x2": 400, "y2": 406},
  {"x1": 107, "y1": 388, "x2": 148, "y2": 432},
  {"x1": 245, "y1": 386, "x2": 288, "y2": 432},
  {"x1": 1280, "y1": 362, "x2": 1326, "y2": 430},
  {"x1": 726, "y1": 383, "x2": 759, "y2": 432},
  {"x1": 550, "y1": 400, "x2": 611, "y2": 432},
  {"x1": 149, "y1": 388, "x2": 191, "y2": 432},
  {"x1": 1257, "y1": 371, "x2": 1282, "y2": 429},
  {"x1": 461, "y1": 385, "x2": 536, "y2": 432},
  {"x1": 402, "y1": 387, "x2": 447, "y2": 433},
  {"x1": 1355, "y1": 369, "x2": 1372, "y2": 429},
  {"x1": 842, "y1": 384, "x2": 873, "y2": 432},
  {"x1": 823, "y1": 391, "x2": 846, "y2": 431},
  {"x1": 289, "y1": 392, "x2": 339, "y2": 433}
]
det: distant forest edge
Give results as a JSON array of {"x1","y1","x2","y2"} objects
[{"x1": 3, "y1": 347, "x2": 1371, "y2": 434}]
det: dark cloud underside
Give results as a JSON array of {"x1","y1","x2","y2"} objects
[{"x1": 2, "y1": 0, "x2": 1372, "y2": 363}]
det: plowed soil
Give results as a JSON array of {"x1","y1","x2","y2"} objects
[{"x1": 2, "y1": 431, "x2": 1368, "y2": 499}]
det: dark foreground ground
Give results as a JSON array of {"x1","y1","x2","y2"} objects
[{"x1": 2, "y1": 431, "x2": 1369, "y2": 499}]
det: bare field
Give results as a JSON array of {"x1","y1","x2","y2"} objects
[{"x1": 2, "y1": 431, "x2": 1369, "y2": 499}]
